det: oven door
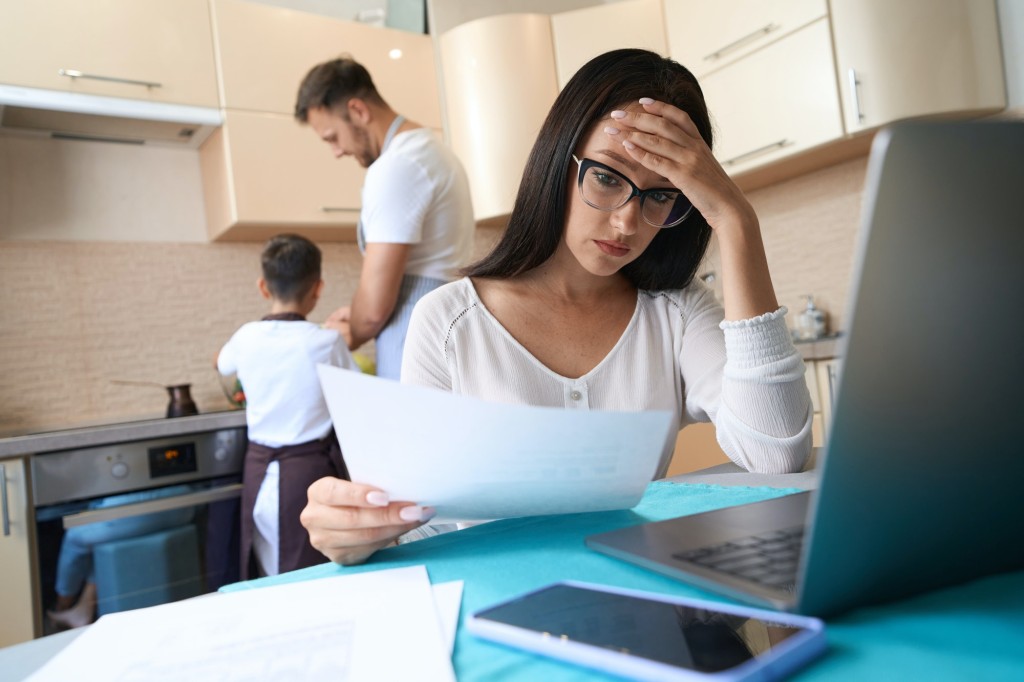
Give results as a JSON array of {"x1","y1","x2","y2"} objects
[
  {"x1": 31, "y1": 429, "x2": 245, "y2": 634},
  {"x1": 35, "y1": 478, "x2": 242, "y2": 634}
]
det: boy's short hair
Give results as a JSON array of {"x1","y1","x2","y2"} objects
[{"x1": 261, "y1": 234, "x2": 322, "y2": 303}]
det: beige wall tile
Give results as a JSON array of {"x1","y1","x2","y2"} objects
[{"x1": 0, "y1": 165, "x2": 864, "y2": 434}]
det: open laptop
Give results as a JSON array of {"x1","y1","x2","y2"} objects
[{"x1": 586, "y1": 119, "x2": 1024, "y2": 618}]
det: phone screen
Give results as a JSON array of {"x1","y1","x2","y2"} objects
[{"x1": 474, "y1": 584, "x2": 808, "y2": 673}]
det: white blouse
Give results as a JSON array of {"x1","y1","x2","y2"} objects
[{"x1": 401, "y1": 277, "x2": 813, "y2": 477}]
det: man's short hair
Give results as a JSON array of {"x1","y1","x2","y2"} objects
[{"x1": 295, "y1": 56, "x2": 384, "y2": 122}]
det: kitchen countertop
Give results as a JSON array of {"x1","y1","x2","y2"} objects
[
  {"x1": 0, "y1": 410, "x2": 247, "y2": 459},
  {"x1": 793, "y1": 333, "x2": 843, "y2": 361}
]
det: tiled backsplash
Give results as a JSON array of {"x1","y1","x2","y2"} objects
[{"x1": 0, "y1": 157, "x2": 867, "y2": 434}]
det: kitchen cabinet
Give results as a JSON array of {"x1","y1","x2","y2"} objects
[
  {"x1": 664, "y1": 0, "x2": 1005, "y2": 182},
  {"x1": 814, "y1": 358, "x2": 842, "y2": 447},
  {"x1": 439, "y1": 0, "x2": 665, "y2": 223},
  {"x1": 698, "y1": 18, "x2": 844, "y2": 174},
  {"x1": 211, "y1": 0, "x2": 440, "y2": 127},
  {"x1": 830, "y1": 0, "x2": 1005, "y2": 134},
  {"x1": 668, "y1": 355, "x2": 842, "y2": 477},
  {"x1": 663, "y1": 0, "x2": 827, "y2": 78},
  {"x1": 666, "y1": 424, "x2": 730, "y2": 477},
  {"x1": 199, "y1": 110, "x2": 361, "y2": 242},
  {"x1": 201, "y1": 0, "x2": 442, "y2": 241},
  {"x1": 550, "y1": 0, "x2": 667, "y2": 89},
  {"x1": 0, "y1": 457, "x2": 37, "y2": 648},
  {"x1": 0, "y1": 0, "x2": 218, "y2": 109},
  {"x1": 439, "y1": 14, "x2": 559, "y2": 223}
]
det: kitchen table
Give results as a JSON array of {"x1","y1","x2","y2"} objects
[{"x1": 3, "y1": 465, "x2": 1022, "y2": 681}]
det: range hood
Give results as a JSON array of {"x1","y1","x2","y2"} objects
[{"x1": 0, "y1": 84, "x2": 221, "y2": 148}]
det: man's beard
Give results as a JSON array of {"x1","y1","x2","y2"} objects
[{"x1": 352, "y1": 125, "x2": 377, "y2": 168}]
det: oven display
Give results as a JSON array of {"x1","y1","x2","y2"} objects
[{"x1": 148, "y1": 442, "x2": 198, "y2": 478}]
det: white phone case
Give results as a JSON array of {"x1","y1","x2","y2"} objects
[{"x1": 467, "y1": 581, "x2": 827, "y2": 681}]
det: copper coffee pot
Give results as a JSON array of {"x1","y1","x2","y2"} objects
[
  {"x1": 165, "y1": 384, "x2": 198, "y2": 418},
  {"x1": 112, "y1": 380, "x2": 199, "y2": 418}
]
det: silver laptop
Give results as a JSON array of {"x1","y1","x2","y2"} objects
[{"x1": 586, "y1": 119, "x2": 1024, "y2": 617}]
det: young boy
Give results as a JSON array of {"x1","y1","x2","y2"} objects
[{"x1": 217, "y1": 234, "x2": 357, "y2": 578}]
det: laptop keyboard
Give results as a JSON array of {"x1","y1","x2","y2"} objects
[{"x1": 672, "y1": 526, "x2": 805, "y2": 591}]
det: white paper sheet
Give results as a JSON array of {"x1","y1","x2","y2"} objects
[
  {"x1": 27, "y1": 566, "x2": 454, "y2": 682},
  {"x1": 432, "y1": 580, "x2": 463, "y2": 653},
  {"x1": 317, "y1": 365, "x2": 674, "y2": 521}
]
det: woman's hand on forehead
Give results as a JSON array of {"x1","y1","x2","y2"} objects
[{"x1": 603, "y1": 98, "x2": 751, "y2": 231}]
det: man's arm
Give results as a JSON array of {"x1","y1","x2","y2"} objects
[{"x1": 345, "y1": 242, "x2": 410, "y2": 350}]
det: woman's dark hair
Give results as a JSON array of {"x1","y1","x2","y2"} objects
[
  {"x1": 261, "y1": 234, "x2": 322, "y2": 303},
  {"x1": 295, "y1": 56, "x2": 385, "y2": 122},
  {"x1": 465, "y1": 49, "x2": 714, "y2": 291}
]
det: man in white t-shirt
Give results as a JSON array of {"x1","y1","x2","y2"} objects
[{"x1": 295, "y1": 56, "x2": 475, "y2": 380}]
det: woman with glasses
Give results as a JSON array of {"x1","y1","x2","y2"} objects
[{"x1": 301, "y1": 49, "x2": 813, "y2": 566}]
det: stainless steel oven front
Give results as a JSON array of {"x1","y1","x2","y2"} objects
[{"x1": 31, "y1": 428, "x2": 246, "y2": 633}]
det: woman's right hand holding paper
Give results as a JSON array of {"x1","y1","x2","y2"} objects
[{"x1": 301, "y1": 477, "x2": 436, "y2": 565}]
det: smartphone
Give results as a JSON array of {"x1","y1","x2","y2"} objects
[{"x1": 467, "y1": 581, "x2": 826, "y2": 681}]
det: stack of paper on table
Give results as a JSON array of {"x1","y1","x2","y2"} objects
[
  {"x1": 316, "y1": 365, "x2": 675, "y2": 522},
  {"x1": 28, "y1": 566, "x2": 461, "y2": 681}
]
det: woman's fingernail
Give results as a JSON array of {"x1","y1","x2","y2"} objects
[
  {"x1": 623, "y1": 140, "x2": 637, "y2": 150},
  {"x1": 421, "y1": 506, "x2": 437, "y2": 521},
  {"x1": 399, "y1": 505, "x2": 427, "y2": 522},
  {"x1": 366, "y1": 491, "x2": 389, "y2": 506},
  {"x1": 604, "y1": 126, "x2": 620, "y2": 135},
  {"x1": 610, "y1": 110, "x2": 627, "y2": 119},
  {"x1": 639, "y1": 97, "x2": 655, "y2": 105}
]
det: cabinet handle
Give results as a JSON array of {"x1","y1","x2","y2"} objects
[
  {"x1": 704, "y1": 23, "x2": 780, "y2": 62},
  {"x1": 722, "y1": 139, "x2": 790, "y2": 166},
  {"x1": 320, "y1": 207, "x2": 360, "y2": 213},
  {"x1": 1, "y1": 463, "x2": 9, "y2": 537},
  {"x1": 58, "y1": 68, "x2": 162, "y2": 89},
  {"x1": 847, "y1": 68, "x2": 865, "y2": 123}
]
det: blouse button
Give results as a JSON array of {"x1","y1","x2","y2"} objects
[{"x1": 569, "y1": 390, "x2": 582, "y2": 401}]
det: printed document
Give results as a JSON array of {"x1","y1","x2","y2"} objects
[
  {"x1": 317, "y1": 365, "x2": 674, "y2": 521},
  {"x1": 28, "y1": 566, "x2": 455, "y2": 682}
]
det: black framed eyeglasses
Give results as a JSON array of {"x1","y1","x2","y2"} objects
[{"x1": 573, "y1": 155, "x2": 693, "y2": 228}]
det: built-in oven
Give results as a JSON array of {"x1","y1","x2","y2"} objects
[{"x1": 31, "y1": 427, "x2": 246, "y2": 634}]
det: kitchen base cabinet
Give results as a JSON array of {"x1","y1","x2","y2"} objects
[
  {"x1": 1, "y1": 457, "x2": 38, "y2": 648},
  {"x1": 666, "y1": 423, "x2": 730, "y2": 477}
]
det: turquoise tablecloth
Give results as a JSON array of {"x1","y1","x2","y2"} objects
[{"x1": 222, "y1": 482, "x2": 1024, "y2": 681}]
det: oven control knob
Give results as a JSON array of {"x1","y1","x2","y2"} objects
[{"x1": 111, "y1": 462, "x2": 130, "y2": 479}]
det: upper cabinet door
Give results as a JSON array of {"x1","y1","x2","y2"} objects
[
  {"x1": 0, "y1": 0, "x2": 218, "y2": 108},
  {"x1": 551, "y1": 0, "x2": 668, "y2": 89},
  {"x1": 700, "y1": 19, "x2": 843, "y2": 175},
  {"x1": 211, "y1": 0, "x2": 440, "y2": 128},
  {"x1": 440, "y1": 14, "x2": 559, "y2": 223},
  {"x1": 830, "y1": 0, "x2": 1005, "y2": 134},
  {"x1": 664, "y1": 0, "x2": 827, "y2": 78},
  {"x1": 200, "y1": 110, "x2": 364, "y2": 242}
]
